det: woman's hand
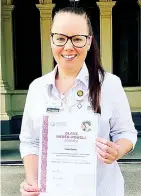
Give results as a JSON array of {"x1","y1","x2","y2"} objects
[
  {"x1": 20, "y1": 180, "x2": 40, "y2": 196},
  {"x1": 96, "y1": 138, "x2": 119, "y2": 164}
]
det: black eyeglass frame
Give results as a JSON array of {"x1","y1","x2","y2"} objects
[{"x1": 51, "y1": 33, "x2": 90, "y2": 48}]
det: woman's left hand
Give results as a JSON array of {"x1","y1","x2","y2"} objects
[{"x1": 96, "y1": 138, "x2": 120, "y2": 164}]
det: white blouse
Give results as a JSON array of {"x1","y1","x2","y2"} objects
[{"x1": 19, "y1": 63, "x2": 137, "y2": 196}]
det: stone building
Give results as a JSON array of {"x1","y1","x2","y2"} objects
[{"x1": 1, "y1": 0, "x2": 141, "y2": 140}]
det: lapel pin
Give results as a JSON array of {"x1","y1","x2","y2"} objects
[{"x1": 77, "y1": 90, "x2": 84, "y2": 97}]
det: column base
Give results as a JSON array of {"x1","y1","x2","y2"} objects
[
  {"x1": 0, "y1": 88, "x2": 12, "y2": 124},
  {"x1": 0, "y1": 79, "x2": 10, "y2": 91}
]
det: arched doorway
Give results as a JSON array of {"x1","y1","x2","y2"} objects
[
  {"x1": 112, "y1": 0, "x2": 140, "y2": 87},
  {"x1": 12, "y1": 0, "x2": 42, "y2": 90}
]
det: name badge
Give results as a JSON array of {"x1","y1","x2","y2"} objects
[{"x1": 46, "y1": 108, "x2": 60, "y2": 113}]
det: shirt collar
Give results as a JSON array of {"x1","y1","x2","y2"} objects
[
  {"x1": 45, "y1": 65, "x2": 57, "y2": 86},
  {"x1": 75, "y1": 62, "x2": 89, "y2": 89},
  {"x1": 45, "y1": 62, "x2": 89, "y2": 89}
]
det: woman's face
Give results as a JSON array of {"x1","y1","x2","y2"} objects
[{"x1": 51, "y1": 13, "x2": 92, "y2": 71}]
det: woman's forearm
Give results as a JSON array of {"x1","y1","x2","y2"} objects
[
  {"x1": 115, "y1": 138, "x2": 133, "y2": 160},
  {"x1": 23, "y1": 154, "x2": 39, "y2": 184}
]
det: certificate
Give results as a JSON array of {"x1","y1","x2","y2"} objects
[{"x1": 38, "y1": 109, "x2": 99, "y2": 196}]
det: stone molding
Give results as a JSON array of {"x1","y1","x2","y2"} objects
[
  {"x1": 2, "y1": 0, "x2": 13, "y2": 5},
  {"x1": 138, "y1": 0, "x2": 141, "y2": 6},
  {"x1": 2, "y1": 5, "x2": 14, "y2": 19},
  {"x1": 99, "y1": 0, "x2": 112, "y2": 2},
  {"x1": 36, "y1": 4, "x2": 54, "y2": 19},
  {"x1": 2, "y1": 0, "x2": 53, "y2": 5},
  {"x1": 97, "y1": 1, "x2": 116, "y2": 16},
  {"x1": 0, "y1": 80, "x2": 10, "y2": 92},
  {"x1": 39, "y1": 0, "x2": 52, "y2": 4}
]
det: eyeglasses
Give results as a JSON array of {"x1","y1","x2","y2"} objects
[{"x1": 51, "y1": 33, "x2": 90, "y2": 48}]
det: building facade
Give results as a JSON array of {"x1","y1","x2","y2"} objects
[{"x1": 1, "y1": 0, "x2": 141, "y2": 136}]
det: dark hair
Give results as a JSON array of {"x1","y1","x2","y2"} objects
[{"x1": 52, "y1": 7, "x2": 105, "y2": 114}]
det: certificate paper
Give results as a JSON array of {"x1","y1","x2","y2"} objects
[{"x1": 38, "y1": 110, "x2": 99, "y2": 196}]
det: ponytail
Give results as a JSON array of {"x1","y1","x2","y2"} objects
[{"x1": 86, "y1": 35, "x2": 105, "y2": 114}]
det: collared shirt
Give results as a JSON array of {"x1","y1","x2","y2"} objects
[{"x1": 19, "y1": 63, "x2": 137, "y2": 196}]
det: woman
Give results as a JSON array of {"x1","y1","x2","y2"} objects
[{"x1": 19, "y1": 7, "x2": 137, "y2": 196}]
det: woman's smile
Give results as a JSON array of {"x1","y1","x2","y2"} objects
[{"x1": 61, "y1": 54, "x2": 77, "y2": 61}]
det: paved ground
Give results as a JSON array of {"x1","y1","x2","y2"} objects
[
  {"x1": 1, "y1": 164, "x2": 141, "y2": 196},
  {"x1": 1, "y1": 138, "x2": 141, "y2": 195}
]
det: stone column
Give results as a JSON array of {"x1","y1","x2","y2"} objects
[
  {"x1": 1, "y1": 3, "x2": 13, "y2": 124},
  {"x1": 0, "y1": 32, "x2": 9, "y2": 92},
  {"x1": 36, "y1": 3, "x2": 55, "y2": 75},
  {"x1": 97, "y1": 1, "x2": 116, "y2": 73},
  {"x1": 2, "y1": 4, "x2": 14, "y2": 89}
]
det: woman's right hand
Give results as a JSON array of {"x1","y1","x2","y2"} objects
[{"x1": 20, "y1": 180, "x2": 40, "y2": 196}]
